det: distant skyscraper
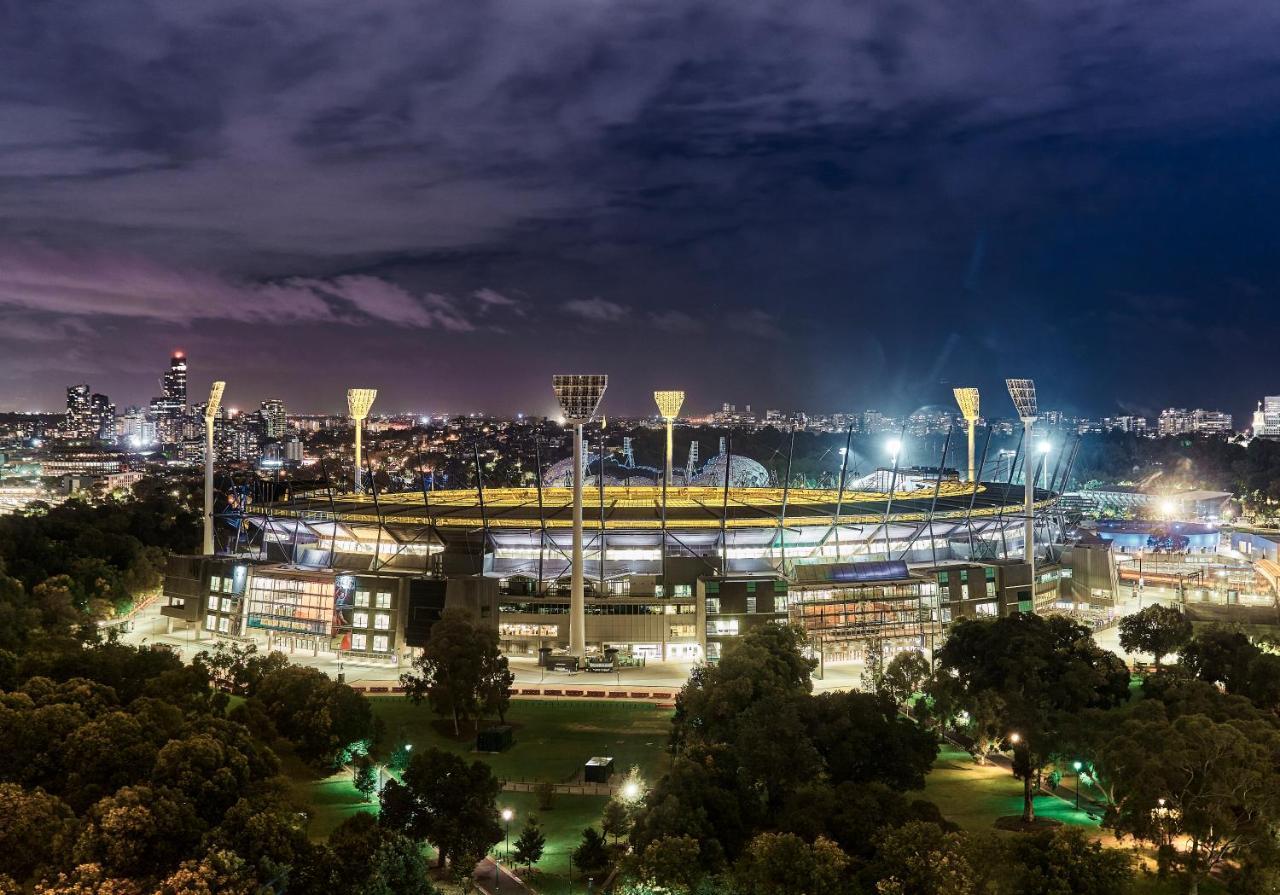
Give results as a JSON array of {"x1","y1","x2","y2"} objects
[
  {"x1": 90, "y1": 393, "x2": 116, "y2": 442},
  {"x1": 64, "y1": 384, "x2": 91, "y2": 437},
  {"x1": 151, "y1": 351, "x2": 190, "y2": 446},
  {"x1": 1257, "y1": 397, "x2": 1280, "y2": 439},
  {"x1": 260, "y1": 398, "x2": 287, "y2": 439}
]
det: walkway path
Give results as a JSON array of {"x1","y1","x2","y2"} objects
[{"x1": 474, "y1": 857, "x2": 535, "y2": 895}]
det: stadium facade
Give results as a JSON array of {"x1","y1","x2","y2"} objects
[{"x1": 163, "y1": 452, "x2": 1088, "y2": 665}]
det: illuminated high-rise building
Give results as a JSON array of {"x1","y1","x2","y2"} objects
[
  {"x1": 151, "y1": 351, "x2": 190, "y2": 446},
  {"x1": 260, "y1": 398, "x2": 287, "y2": 439}
]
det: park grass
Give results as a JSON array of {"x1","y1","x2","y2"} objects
[
  {"x1": 371, "y1": 696, "x2": 674, "y2": 783},
  {"x1": 497, "y1": 791, "x2": 612, "y2": 895},
  {"x1": 914, "y1": 745, "x2": 1101, "y2": 835}
]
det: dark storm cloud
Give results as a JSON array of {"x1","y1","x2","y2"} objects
[{"x1": 3, "y1": 0, "x2": 1280, "y2": 412}]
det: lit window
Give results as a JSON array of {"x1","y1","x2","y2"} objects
[
  {"x1": 218, "y1": 616, "x2": 230, "y2": 633},
  {"x1": 976, "y1": 602, "x2": 997, "y2": 617},
  {"x1": 206, "y1": 614, "x2": 217, "y2": 630},
  {"x1": 373, "y1": 635, "x2": 389, "y2": 652},
  {"x1": 355, "y1": 591, "x2": 370, "y2": 608},
  {"x1": 351, "y1": 633, "x2": 367, "y2": 651},
  {"x1": 705, "y1": 598, "x2": 720, "y2": 615},
  {"x1": 221, "y1": 597, "x2": 233, "y2": 612},
  {"x1": 207, "y1": 595, "x2": 219, "y2": 610},
  {"x1": 674, "y1": 584, "x2": 692, "y2": 597},
  {"x1": 376, "y1": 592, "x2": 392, "y2": 609},
  {"x1": 209, "y1": 576, "x2": 222, "y2": 593},
  {"x1": 374, "y1": 613, "x2": 390, "y2": 630},
  {"x1": 222, "y1": 578, "x2": 234, "y2": 593},
  {"x1": 746, "y1": 596, "x2": 757, "y2": 614},
  {"x1": 353, "y1": 612, "x2": 369, "y2": 628}
]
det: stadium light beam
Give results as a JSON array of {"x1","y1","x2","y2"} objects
[
  {"x1": 348, "y1": 388, "x2": 377, "y2": 493},
  {"x1": 1005, "y1": 378, "x2": 1038, "y2": 601},
  {"x1": 203, "y1": 381, "x2": 225, "y2": 555},
  {"x1": 953, "y1": 387, "x2": 980, "y2": 483},
  {"x1": 553, "y1": 374, "x2": 608, "y2": 658}
]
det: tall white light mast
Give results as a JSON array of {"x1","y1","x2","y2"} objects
[
  {"x1": 203, "y1": 381, "x2": 225, "y2": 555},
  {"x1": 553, "y1": 374, "x2": 608, "y2": 658},
  {"x1": 347, "y1": 388, "x2": 377, "y2": 493},
  {"x1": 953, "y1": 387, "x2": 980, "y2": 483},
  {"x1": 1006, "y1": 378, "x2": 1038, "y2": 609}
]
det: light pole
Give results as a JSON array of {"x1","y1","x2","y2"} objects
[
  {"x1": 553, "y1": 375, "x2": 608, "y2": 659},
  {"x1": 202, "y1": 381, "x2": 225, "y2": 555},
  {"x1": 1006, "y1": 379, "x2": 1038, "y2": 610},
  {"x1": 1073, "y1": 760, "x2": 1083, "y2": 810},
  {"x1": 953, "y1": 387, "x2": 980, "y2": 483},
  {"x1": 1038, "y1": 440, "x2": 1052, "y2": 489},
  {"x1": 501, "y1": 807, "x2": 514, "y2": 860},
  {"x1": 347, "y1": 388, "x2": 377, "y2": 493}
]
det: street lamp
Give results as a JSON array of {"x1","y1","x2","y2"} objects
[
  {"x1": 501, "y1": 807, "x2": 514, "y2": 860},
  {"x1": 202, "y1": 380, "x2": 225, "y2": 556},
  {"x1": 1073, "y1": 760, "x2": 1083, "y2": 810}
]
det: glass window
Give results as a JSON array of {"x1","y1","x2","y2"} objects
[
  {"x1": 960, "y1": 585, "x2": 969, "y2": 600},
  {"x1": 674, "y1": 584, "x2": 692, "y2": 597},
  {"x1": 351, "y1": 633, "x2": 367, "y2": 650},
  {"x1": 746, "y1": 596, "x2": 757, "y2": 614},
  {"x1": 222, "y1": 578, "x2": 234, "y2": 593},
  {"x1": 221, "y1": 597, "x2": 233, "y2": 612},
  {"x1": 747, "y1": 581, "x2": 757, "y2": 593},
  {"x1": 705, "y1": 597, "x2": 720, "y2": 615},
  {"x1": 218, "y1": 616, "x2": 230, "y2": 633},
  {"x1": 354, "y1": 591, "x2": 370, "y2": 608},
  {"x1": 376, "y1": 592, "x2": 392, "y2": 608},
  {"x1": 938, "y1": 571, "x2": 949, "y2": 585},
  {"x1": 206, "y1": 614, "x2": 217, "y2": 631},
  {"x1": 207, "y1": 595, "x2": 219, "y2": 610},
  {"x1": 353, "y1": 612, "x2": 369, "y2": 628},
  {"x1": 960, "y1": 570, "x2": 969, "y2": 583},
  {"x1": 209, "y1": 576, "x2": 221, "y2": 593},
  {"x1": 374, "y1": 613, "x2": 390, "y2": 630},
  {"x1": 976, "y1": 602, "x2": 997, "y2": 617},
  {"x1": 373, "y1": 635, "x2": 389, "y2": 652}
]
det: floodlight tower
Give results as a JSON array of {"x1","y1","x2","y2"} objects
[
  {"x1": 553, "y1": 374, "x2": 608, "y2": 658},
  {"x1": 203, "y1": 381, "x2": 225, "y2": 555},
  {"x1": 1006, "y1": 379, "x2": 1038, "y2": 598},
  {"x1": 654, "y1": 391, "x2": 685, "y2": 487},
  {"x1": 953, "y1": 388, "x2": 980, "y2": 483},
  {"x1": 347, "y1": 388, "x2": 377, "y2": 493}
]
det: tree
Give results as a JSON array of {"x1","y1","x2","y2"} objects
[
  {"x1": 251, "y1": 665, "x2": 373, "y2": 769},
  {"x1": 633, "y1": 836, "x2": 703, "y2": 894},
  {"x1": 477, "y1": 647, "x2": 515, "y2": 725},
  {"x1": 1118, "y1": 605, "x2": 1192, "y2": 667},
  {"x1": 935, "y1": 614, "x2": 1130, "y2": 822},
  {"x1": 879, "y1": 650, "x2": 931, "y2": 709},
  {"x1": 325, "y1": 812, "x2": 436, "y2": 895},
  {"x1": 72, "y1": 785, "x2": 205, "y2": 880},
  {"x1": 1104, "y1": 714, "x2": 1280, "y2": 895},
  {"x1": 154, "y1": 849, "x2": 256, "y2": 895},
  {"x1": 512, "y1": 816, "x2": 546, "y2": 871},
  {"x1": 870, "y1": 821, "x2": 977, "y2": 895},
  {"x1": 0, "y1": 783, "x2": 77, "y2": 884},
  {"x1": 572, "y1": 828, "x2": 610, "y2": 873},
  {"x1": 399, "y1": 608, "x2": 493, "y2": 735},
  {"x1": 1001, "y1": 828, "x2": 1132, "y2": 895},
  {"x1": 378, "y1": 747, "x2": 501, "y2": 871},
  {"x1": 352, "y1": 754, "x2": 378, "y2": 802},
  {"x1": 732, "y1": 833, "x2": 848, "y2": 895},
  {"x1": 1178, "y1": 627, "x2": 1257, "y2": 692},
  {"x1": 602, "y1": 799, "x2": 632, "y2": 845}
]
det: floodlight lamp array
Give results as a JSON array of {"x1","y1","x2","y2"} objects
[
  {"x1": 205, "y1": 381, "x2": 226, "y2": 422},
  {"x1": 654, "y1": 390, "x2": 685, "y2": 420},
  {"x1": 347, "y1": 388, "x2": 377, "y2": 420},
  {"x1": 1005, "y1": 379, "x2": 1038, "y2": 421},
  {"x1": 952, "y1": 387, "x2": 979, "y2": 422},
  {"x1": 553, "y1": 374, "x2": 608, "y2": 422}
]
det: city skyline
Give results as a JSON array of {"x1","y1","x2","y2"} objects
[{"x1": 3, "y1": 2, "x2": 1280, "y2": 418}]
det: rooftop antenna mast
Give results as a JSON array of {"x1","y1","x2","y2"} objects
[
  {"x1": 347, "y1": 388, "x2": 377, "y2": 494},
  {"x1": 953, "y1": 387, "x2": 980, "y2": 483},
  {"x1": 1006, "y1": 378, "x2": 1039, "y2": 608},
  {"x1": 553, "y1": 374, "x2": 608, "y2": 658},
  {"x1": 203, "y1": 381, "x2": 225, "y2": 555}
]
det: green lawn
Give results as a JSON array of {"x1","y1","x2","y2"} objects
[
  {"x1": 496, "y1": 791, "x2": 613, "y2": 895},
  {"x1": 371, "y1": 697, "x2": 674, "y2": 784},
  {"x1": 914, "y1": 745, "x2": 1101, "y2": 834}
]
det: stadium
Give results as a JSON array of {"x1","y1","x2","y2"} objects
[{"x1": 164, "y1": 380, "x2": 1075, "y2": 667}]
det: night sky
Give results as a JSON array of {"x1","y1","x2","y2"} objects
[{"x1": 3, "y1": 1, "x2": 1280, "y2": 419}]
